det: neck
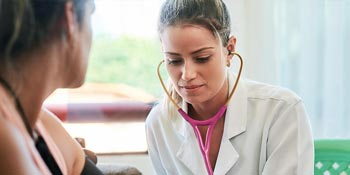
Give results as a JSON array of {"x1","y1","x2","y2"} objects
[
  {"x1": 1, "y1": 48, "x2": 62, "y2": 130},
  {"x1": 0, "y1": 76, "x2": 52, "y2": 131},
  {"x1": 17, "y1": 78, "x2": 52, "y2": 128}
]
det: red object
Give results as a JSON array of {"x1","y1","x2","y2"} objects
[
  {"x1": 44, "y1": 102, "x2": 153, "y2": 123},
  {"x1": 44, "y1": 103, "x2": 68, "y2": 121}
]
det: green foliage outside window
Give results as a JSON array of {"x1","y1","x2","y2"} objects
[{"x1": 86, "y1": 35, "x2": 166, "y2": 98}]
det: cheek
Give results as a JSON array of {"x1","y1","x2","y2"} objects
[
  {"x1": 166, "y1": 66, "x2": 181, "y2": 83},
  {"x1": 87, "y1": 21, "x2": 93, "y2": 47},
  {"x1": 73, "y1": 30, "x2": 91, "y2": 82},
  {"x1": 84, "y1": 22, "x2": 93, "y2": 56},
  {"x1": 79, "y1": 21, "x2": 93, "y2": 69},
  {"x1": 206, "y1": 64, "x2": 226, "y2": 86}
]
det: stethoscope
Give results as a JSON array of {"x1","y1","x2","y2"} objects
[{"x1": 157, "y1": 52, "x2": 243, "y2": 175}]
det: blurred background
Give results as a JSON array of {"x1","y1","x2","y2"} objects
[{"x1": 45, "y1": 0, "x2": 350, "y2": 174}]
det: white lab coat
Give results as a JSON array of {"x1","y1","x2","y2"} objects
[{"x1": 145, "y1": 74, "x2": 314, "y2": 175}]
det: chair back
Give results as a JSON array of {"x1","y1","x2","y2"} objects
[{"x1": 314, "y1": 139, "x2": 350, "y2": 175}]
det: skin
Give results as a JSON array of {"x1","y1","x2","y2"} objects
[
  {"x1": 0, "y1": 1, "x2": 94, "y2": 174},
  {"x1": 160, "y1": 24, "x2": 236, "y2": 170},
  {"x1": 40, "y1": 109, "x2": 85, "y2": 175}
]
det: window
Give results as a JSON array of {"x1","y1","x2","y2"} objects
[
  {"x1": 45, "y1": 0, "x2": 349, "y2": 155},
  {"x1": 46, "y1": 0, "x2": 165, "y2": 154},
  {"x1": 275, "y1": 0, "x2": 350, "y2": 138},
  {"x1": 228, "y1": 0, "x2": 350, "y2": 139}
]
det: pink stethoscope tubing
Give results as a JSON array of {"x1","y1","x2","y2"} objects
[{"x1": 157, "y1": 52, "x2": 243, "y2": 175}]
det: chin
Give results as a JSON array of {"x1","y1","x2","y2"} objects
[
  {"x1": 182, "y1": 96, "x2": 205, "y2": 105},
  {"x1": 65, "y1": 66, "x2": 88, "y2": 88},
  {"x1": 66, "y1": 76, "x2": 86, "y2": 88}
]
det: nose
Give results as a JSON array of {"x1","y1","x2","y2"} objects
[{"x1": 181, "y1": 61, "x2": 196, "y2": 81}]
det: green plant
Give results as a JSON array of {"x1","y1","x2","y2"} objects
[{"x1": 86, "y1": 34, "x2": 167, "y2": 98}]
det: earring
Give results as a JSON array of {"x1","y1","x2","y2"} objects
[{"x1": 227, "y1": 51, "x2": 233, "y2": 67}]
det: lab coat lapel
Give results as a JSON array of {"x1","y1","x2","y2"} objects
[
  {"x1": 176, "y1": 124, "x2": 208, "y2": 174},
  {"x1": 173, "y1": 72, "x2": 248, "y2": 175},
  {"x1": 214, "y1": 72, "x2": 248, "y2": 175},
  {"x1": 171, "y1": 102, "x2": 207, "y2": 174},
  {"x1": 174, "y1": 103, "x2": 208, "y2": 174}
]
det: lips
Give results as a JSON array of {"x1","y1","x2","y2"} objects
[
  {"x1": 182, "y1": 85, "x2": 202, "y2": 89},
  {"x1": 179, "y1": 84, "x2": 204, "y2": 93}
]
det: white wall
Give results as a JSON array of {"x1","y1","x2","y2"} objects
[{"x1": 224, "y1": 0, "x2": 279, "y2": 84}]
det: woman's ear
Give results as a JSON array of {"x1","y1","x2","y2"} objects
[
  {"x1": 226, "y1": 36, "x2": 237, "y2": 67},
  {"x1": 226, "y1": 36, "x2": 237, "y2": 55}
]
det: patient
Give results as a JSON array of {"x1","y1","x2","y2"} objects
[{"x1": 0, "y1": 0, "x2": 103, "y2": 174}]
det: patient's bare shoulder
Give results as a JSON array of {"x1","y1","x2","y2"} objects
[
  {"x1": 0, "y1": 117, "x2": 40, "y2": 174},
  {"x1": 39, "y1": 108, "x2": 85, "y2": 175}
]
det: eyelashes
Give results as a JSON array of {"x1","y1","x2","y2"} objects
[
  {"x1": 166, "y1": 56, "x2": 211, "y2": 65},
  {"x1": 196, "y1": 57, "x2": 210, "y2": 63},
  {"x1": 167, "y1": 59, "x2": 182, "y2": 65}
]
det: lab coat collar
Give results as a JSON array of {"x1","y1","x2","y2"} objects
[
  {"x1": 224, "y1": 70, "x2": 248, "y2": 140},
  {"x1": 172, "y1": 71, "x2": 248, "y2": 174},
  {"x1": 214, "y1": 71, "x2": 247, "y2": 174}
]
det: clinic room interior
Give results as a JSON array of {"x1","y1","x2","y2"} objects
[{"x1": 2, "y1": 0, "x2": 348, "y2": 175}]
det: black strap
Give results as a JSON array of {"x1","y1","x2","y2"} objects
[
  {"x1": 35, "y1": 135, "x2": 63, "y2": 175},
  {"x1": 0, "y1": 77, "x2": 34, "y2": 138}
]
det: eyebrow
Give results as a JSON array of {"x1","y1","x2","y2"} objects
[{"x1": 164, "y1": 47, "x2": 215, "y2": 56}]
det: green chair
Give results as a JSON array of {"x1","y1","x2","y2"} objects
[{"x1": 314, "y1": 139, "x2": 350, "y2": 175}]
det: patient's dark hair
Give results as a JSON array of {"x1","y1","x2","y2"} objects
[{"x1": 0, "y1": 0, "x2": 89, "y2": 60}]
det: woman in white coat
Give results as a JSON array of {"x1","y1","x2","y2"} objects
[{"x1": 145, "y1": 0, "x2": 314, "y2": 174}]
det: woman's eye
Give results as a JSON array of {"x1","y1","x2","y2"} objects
[
  {"x1": 167, "y1": 59, "x2": 183, "y2": 65},
  {"x1": 196, "y1": 57, "x2": 210, "y2": 63}
]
